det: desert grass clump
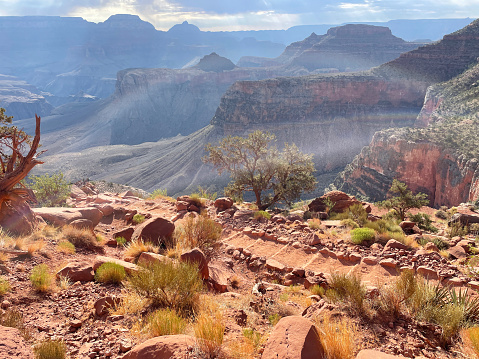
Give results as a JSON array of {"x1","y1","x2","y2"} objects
[
  {"x1": 176, "y1": 214, "x2": 222, "y2": 252},
  {"x1": 350, "y1": 227, "x2": 375, "y2": 245},
  {"x1": 0, "y1": 308, "x2": 23, "y2": 328},
  {"x1": 340, "y1": 218, "x2": 359, "y2": 229},
  {"x1": 194, "y1": 311, "x2": 225, "y2": 358},
  {"x1": 310, "y1": 284, "x2": 324, "y2": 296},
  {"x1": 94, "y1": 262, "x2": 126, "y2": 284},
  {"x1": 189, "y1": 192, "x2": 206, "y2": 208},
  {"x1": 146, "y1": 308, "x2": 187, "y2": 337},
  {"x1": 316, "y1": 314, "x2": 358, "y2": 359},
  {"x1": 463, "y1": 327, "x2": 479, "y2": 356},
  {"x1": 128, "y1": 260, "x2": 203, "y2": 316},
  {"x1": 57, "y1": 275, "x2": 71, "y2": 290},
  {"x1": 110, "y1": 291, "x2": 149, "y2": 316},
  {"x1": 57, "y1": 240, "x2": 75, "y2": 254},
  {"x1": 308, "y1": 218, "x2": 321, "y2": 230},
  {"x1": 326, "y1": 272, "x2": 366, "y2": 315},
  {"x1": 33, "y1": 339, "x2": 66, "y2": 359},
  {"x1": 124, "y1": 238, "x2": 159, "y2": 263},
  {"x1": 30, "y1": 264, "x2": 54, "y2": 292},
  {"x1": 115, "y1": 236, "x2": 127, "y2": 247},
  {"x1": 132, "y1": 214, "x2": 146, "y2": 224},
  {"x1": 0, "y1": 276, "x2": 10, "y2": 296},
  {"x1": 62, "y1": 225, "x2": 101, "y2": 251},
  {"x1": 254, "y1": 210, "x2": 271, "y2": 221}
]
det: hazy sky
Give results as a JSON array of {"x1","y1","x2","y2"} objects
[{"x1": 0, "y1": 0, "x2": 478, "y2": 30}]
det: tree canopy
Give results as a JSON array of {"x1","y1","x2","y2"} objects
[
  {"x1": 377, "y1": 179, "x2": 429, "y2": 221},
  {"x1": 203, "y1": 131, "x2": 316, "y2": 210}
]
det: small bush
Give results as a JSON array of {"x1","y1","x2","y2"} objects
[
  {"x1": 448, "y1": 222, "x2": 469, "y2": 238},
  {"x1": 408, "y1": 212, "x2": 438, "y2": 233},
  {"x1": 147, "y1": 308, "x2": 187, "y2": 337},
  {"x1": 149, "y1": 188, "x2": 168, "y2": 199},
  {"x1": 350, "y1": 228, "x2": 375, "y2": 245},
  {"x1": 197, "y1": 186, "x2": 218, "y2": 201},
  {"x1": 435, "y1": 210, "x2": 448, "y2": 220},
  {"x1": 62, "y1": 226, "x2": 101, "y2": 251},
  {"x1": 95, "y1": 262, "x2": 126, "y2": 284},
  {"x1": 308, "y1": 218, "x2": 321, "y2": 229},
  {"x1": 316, "y1": 314, "x2": 358, "y2": 359},
  {"x1": 128, "y1": 260, "x2": 203, "y2": 316},
  {"x1": 268, "y1": 313, "x2": 281, "y2": 326},
  {"x1": 189, "y1": 193, "x2": 206, "y2": 208},
  {"x1": 115, "y1": 236, "x2": 127, "y2": 247},
  {"x1": 132, "y1": 214, "x2": 145, "y2": 224},
  {"x1": 0, "y1": 308, "x2": 23, "y2": 328},
  {"x1": 194, "y1": 312, "x2": 225, "y2": 358},
  {"x1": 34, "y1": 339, "x2": 66, "y2": 359},
  {"x1": 175, "y1": 214, "x2": 222, "y2": 252},
  {"x1": 254, "y1": 210, "x2": 271, "y2": 220},
  {"x1": 57, "y1": 241, "x2": 75, "y2": 254},
  {"x1": 340, "y1": 218, "x2": 359, "y2": 229},
  {"x1": 326, "y1": 272, "x2": 366, "y2": 315},
  {"x1": 30, "y1": 264, "x2": 54, "y2": 292},
  {"x1": 310, "y1": 284, "x2": 324, "y2": 296},
  {"x1": 417, "y1": 236, "x2": 450, "y2": 250},
  {"x1": 29, "y1": 172, "x2": 71, "y2": 207},
  {"x1": 0, "y1": 276, "x2": 10, "y2": 296},
  {"x1": 124, "y1": 239, "x2": 158, "y2": 263}
]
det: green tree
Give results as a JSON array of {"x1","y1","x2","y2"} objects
[
  {"x1": 29, "y1": 172, "x2": 70, "y2": 207},
  {"x1": 377, "y1": 179, "x2": 429, "y2": 221},
  {"x1": 203, "y1": 131, "x2": 316, "y2": 210}
]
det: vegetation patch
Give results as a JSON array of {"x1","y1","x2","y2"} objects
[
  {"x1": 146, "y1": 308, "x2": 187, "y2": 337},
  {"x1": 350, "y1": 227, "x2": 376, "y2": 245},
  {"x1": 30, "y1": 264, "x2": 54, "y2": 292},
  {"x1": 34, "y1": 339, "x2": 66, "y2": 359},
  {"x1": 95, "y1": 262, "x2": 126, "y2": 284}
]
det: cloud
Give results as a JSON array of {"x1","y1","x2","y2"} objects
[{"x1": 0, "y1": 0, "x2": 478, "y2": 30}]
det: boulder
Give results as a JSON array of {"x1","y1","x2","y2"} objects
[
  {"x1": 138, "y1": 252, "x2": 169, "y2": 266},
  {"x1": 208, "y1": 264, "x2": 228, "y2": 293},
  {"x1": 308, "y1": 191, "x2": 361, "y2": 214},
  {"x1": 93, "y1": 256, "x2": 139, "y2": 274},
  {"x1": 180, "y1": 248, "x2": 209, "y2": 280},
  {"x1": 69, "y1": 219, "x2": 94, "y2": 230},
  {"x1": 33, "y1": 207, "x2": 102, "y2": 228},
  {"x1": 304, "y1": 233, "x2": 321, "y2": 246},
  {"x1": 383, "y1": 239, "x2": 409, "y2": 252},
  {"x1": 262, "y1": 316, "x2": 325, "y2": 359},
  {"x1": 57, "y1": 262, "x2": 94, "y2": 282},
  {"x1": 0, "y1": 201, "x2": 37, "y2": 236},
  {"x1": 266, "y1": 259, "x2": 286, "y2": 272},
  {"x1": 70, "y1": 184, "x2": 87, "y2": 198},
  {"x1": 0, "y1": 325, "x2": 35, "y2": 359},
  {"x1": 130, "y1": 217, "x2": 175, "y2": 245},
  {"x1": 214, "y1": 197, "x2": 234, "y2": 211},
  {"x1": 356, "y1": 349, "x2": 403, "y2": 358},
  {"x1": 448, "y1": 212, "x2": 479, "y2": 227},
  {"x1": 121, "y1": 335, "x2": 195, "y2": 359},
  {"x1": 97, "y1": 204, "x2": 114, "y2": 217},
  {"x1": 113, "y1": 227, "x2": 135, "y2": 242},
  {"x1": 417, "y1": 266, "x2": 438, "y2": 279},
  {"x1": 94, "y1": 296, "x2": 121, "y2": 316}
]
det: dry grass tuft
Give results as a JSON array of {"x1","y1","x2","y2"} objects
[
  {"x1": 33, "y1": 339, "x2": 66, "y2": 359},
  {"x1": 27, "y1": 240, "x2": 46, "y2": 256},
  {"x1": 30, "y1": 264, "x2": 54, "y2": 292},
  {"x1": 62, "y1": 225, "x2": 101, "y2": 251},
  {"x1": 175, "y1": 214, "x2": 222, "y2": 253},
  {"x1": 110, "y1": 291, "x2": 149, "y2": 316},
  {"x1": 146, "y1": 308, "x2": 187, "y2": 337},
  {"x1": 316, "y1": 314, "x2": 358, "y2": 359},
  {"x1": 194, "y1": 311, "x2": 225, "y2": 358},
  {"x1": 57, "y1": 241, "x2": 75, "y2": 254},
  {"x1": 462, "y1": 327, "x2": 479, "y2": 356},
  {"x1": 95, "y1": 262, "x2": 126, "y2": 284},
  {"x1": 0, "y1": 276, "x2": 10, "y2": 296},
  {"x1": 124, "y1": 239, "x2": 159, "y2": 263}
]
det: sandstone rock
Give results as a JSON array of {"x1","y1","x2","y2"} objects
[
  {"x1": 356, "y1": 349, "x2": 403, "y2": 358},
  {"x1": 292, "y1": 268, "x2": 306, "y2": 277},
  {"x1": 33, "y1": 207, "x2": 102, "y2": 228},
  {"x1": 449, "y1": 212, "x2": 479, "y2": 227},
  {"x1": 379, "y1": 258, "x2": 397, "y2": 269},
  {"x1": 70, "y1": 184, "x2": 87, "y2": 198},
  {"x1": 57, "y1": 262, "x2": 94, "y2": 282},
  {"x1": 176, "y1": 201, "x2": 189, "y2": 211},
  {"x1": 0, "y1": 201, "x2": 38, "y2": 236},
  {"x1": 424, "y1": 242, "x2": 439, "y2": 252},
  {"x1": 138, "y1": 252, "x2": 169, "y2": 266},
  {"x1": 93, "y1": 256, "x2": 139, "y2": 274},
  {"x1": 399, "y1": 221, "x2": 416, "y2": 230},
  {"x1": 69, "y1": 219, "x2": 94, "y2": 230},
  {"x1": 468, "y1": 280, "x2": 479, "y2": 291},
  {"x1": 0, "y1": 325, "x2": 35, "y2": 359},
  {"x1": 208, "y1": 264, "x2": 228, "y2": 293},
  {"x1": 121, "y1": 335, "x2": 195, "y2": 359},
  {"x1": 349, "y1": 253, "x2": 361, "y2": 262},
  {"x1": 266, "y1": 259, "x2": 286, "y2": 272},
  {"x1": 417, "y1": 266, "x2": 438, "y2": 279},
  {"x1": 447, "y1": 245, "x2": 467, "y2": 259},
  {"x1": 383, "y1": 239, "x2": 409, "y2": 252},
  {"x1": 113, "y1": 227, "x2": 135, "y2": 242},
  {"x1": 304, "y1": 233, "x2": 321, "y2": 246},
  {"x1": 309, "y1": 191, "x2": 361, "y2": 214},
  {"x1": 362, "y1": 256, "x2": 378, "y2": 265},
  {"x1": 214, "y1": 197, "x2": 234, "y2": 211},
  {"x1": 94, "y1": 297, "x2": 121, "y2": 316},
  {"x1": 262, "y1": 316, "x2": 325, "y2": 359},
  {"x1": 180, "y1": 248, "x2": 209, "y2": 280},
  {"x1": 131, "y1": 217, "x2": 175, "y2": 245},
  {"x1": 97, "y1": 204, "x2": 114, "y2": 217}
]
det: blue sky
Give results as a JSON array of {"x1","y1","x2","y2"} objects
[{"x1": 0, "y1": 0, "x2": 478, "y2": 30}]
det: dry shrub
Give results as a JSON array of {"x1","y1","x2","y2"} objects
[
  {"x1": 57, "y1": 275, "x2": 71, "y2": 290},
  {"x1": 0, "y1": 308, "x2": 32, "y2": 340},
  {"x1": 463, "y1": 327, "x2": 479, "y2": 356},
  {"x1": 62, "y1": 225, "x2": 101, "y2": 251},
  {"x1": 128, "y1": 260, "x2": 203, "y2": 316},
  {"x1": 194, "y1": 311, "x2": 225, "y2": 358},
  {"x1": 34, "y1": 339, "x2": 66, "y2": 359},
  {"x1": 57, "y1": 241, "x2": 75, "y2": 254},
  {"x1": 229, "y1": 275, "x2": 241, "y2": 289},
  {"x1": 176, "y1": 214, "x2": 222, "y2": 252},
  {"x1": 316, "y1": 314, "x2": 358, "y2": 359},
  {"x1": 110, "y1": 291, "x2": 149, "y2": 316},
  {"x1": 124, "y1": 239, "x2": 159, "y2": 263},
  {"x1": 27, "y1": 240, "x2": 46, "y2": 256},
  {"x1": 146, "y1": 308, "x2": 187, "y2": 337},
  {"x1": 0, "y1": 276, "x2": 10, "y2": 296},
  {"x1": 308, "y1": 218, "x2": 321, "y2": 230},
  {"x1": 94, "y1": 262, "x2": 126, "y2": 284},
  {"x1": 326, "y1": 272, "x2": 367, "y2": 315},
  {"x1": 30, "y1": 264, "x2": 54, "y2": 292}
]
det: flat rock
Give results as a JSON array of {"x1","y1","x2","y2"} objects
[
  {"x1": 379, "y1": 258, "x2": 397, "y2": 268},
  {"x1": 417, "y1": 266, "x2": 438, "y2": 279},
  {"x1": 0, "y1": 325, "x2": 35, "y2": 359},
  {"x1": 131, "y1": 217, "x2": 175, "y2": 245},
  {"x1": 356, "y1": 349, "x2": 404, "y2": 358},
  {"x1": 447, "y1": 245, "x2": 467, "y2": 259},
  {"x1": 33, "y1": 207, "x2": 102, "y2": 228},
  {"x1": 362, "y1": 256, "x2": 378, "y2": 265},
  {"x1": 113, "y1": 227, "x2": 135, "y2": 242},
  {"x1": 57, "y1": 262, "x2": 94, "y2": 282},
  {"x1": 262, "y1": 316, "x2": 325, "y2": 359},
  {"x1": 383, "y1": 239, "x2": 408, "y2": 252},
  {"x1": 208, "y1": 264, "x2": 228, "y2": 293},
  {"x1": 266, "y1": 258, "x2": 286, "y2": 272},
  {"x1": 121, "y1": 335, "x2": 195, "y2": 359},
  {"x1": 138, "y1": 252, "x2": 169, "y2": 266}
]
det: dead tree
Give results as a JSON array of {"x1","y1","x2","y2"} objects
[{"x1": 0, "y1": 113, "x2": 43, "y2": 235}]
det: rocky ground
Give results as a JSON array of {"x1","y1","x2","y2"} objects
[{"x1": 1, "y1": 183, "x2": 479, "y2": 358}]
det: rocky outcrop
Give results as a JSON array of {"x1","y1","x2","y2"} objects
[{"x1": 193, "y1": 52, "x2": 236, "y2": 72}]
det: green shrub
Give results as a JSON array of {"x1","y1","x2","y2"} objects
[
  {"x1": 128, "y1": 260, "x2": 203, "y2": 316},
  {"x1": 95, "y1": 262, "x2": 126, "y2": 284},
  {"x1": 340, "y1": 219, "x2": 359, "y2": 229},
  {"x1": 197, "y1": 186, "x2": 218, "y2": 201},
  {"x1": 30, "y1": 264, "x2": 53, "y2": 292},
  {"x1": 254, "y1": 210, "x2": 271, "y2": 220},
  {"x1": 350, "y1": 228, "x2": 376, "y2": 245},
  {"x1": 448, "y1": 222, "x2": 469, "y2": 238},
  {"x1": 57, "y1": 241, "x2": 75, "y2": 254},
  {"x1": 268, "y1": 313, "x2": 281, "y2": 326},
  {"x1": 115, "y1": 236, "x2": 127, "y2": 247},
  {"x1": 0, "y1": 276, "x2": 10, "y2": 296},
  {"x1": 132, "y1": 214, "x2": 145, "y2": 224},
  {"x1": 149, "y1": 188, "x2": 168, "y2": 199},
  {"x1": 310, "y1": 284, "x2": 324, "y2": 296},
  {"x1": 435, "y1": 210, "x2": 448, "y2": 220},
  {"x1": 417, "y1": 236, "x2": 450, "y2": 250},
  {"x1": 34, "y1": 339, "x2": 66, "y2": 359},
  {"x1": 147, "y1": 308, "x2": 187, "y2": 337},
  {"x1": 326, "y1": 272, "x2": 366, "y2": 315},
  {"x1": 408, "y1": 213, "x2": 438, "y2": 233},
  {"x1": 29, "y1": 172, "x2": 71, "y2": 207}
]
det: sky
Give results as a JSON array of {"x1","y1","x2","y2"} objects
[{"x1": 0, "y1": 0, "x2": 478, "y2": 31}]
